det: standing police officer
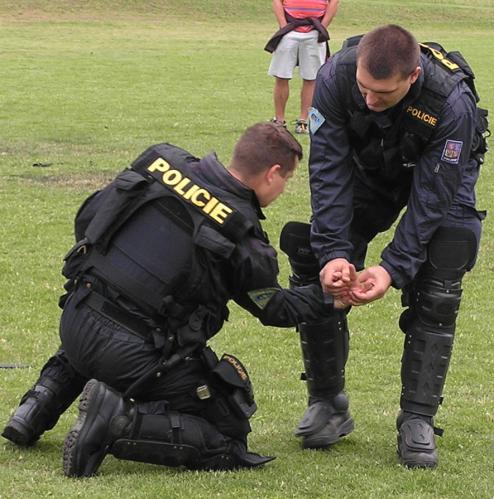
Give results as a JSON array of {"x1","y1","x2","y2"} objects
[
  {"x1": 3, "y1": 123, "x2": 342, "y2": 477},
  {"x1": 293, "y1": 25, "x2": 488, "y2": 468}
]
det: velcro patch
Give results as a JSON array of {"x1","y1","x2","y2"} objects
[
  {"x1": 441, "y1": 140, "x2": 463, "y2": 164},
  {"x1": 247, "y1": 287, "x2": 278, "y2": 310},
  {"x1": 309, "y1": 107, "x2": 325, "y2": 134}
]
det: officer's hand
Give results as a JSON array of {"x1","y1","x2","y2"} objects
[
  {"x1": 333, "y1": 297, "x2": 351, "y2": 310},
  {"x1": 319, "y1": 258, "x2": 357, "y2": 296},
  {"x1": 347, "y1": 265, "x2": 392, "y2": 305}
]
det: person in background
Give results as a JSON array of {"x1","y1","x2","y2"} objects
[{"x1": 265, "y1": 0, "x2": 339, "y2": 134}]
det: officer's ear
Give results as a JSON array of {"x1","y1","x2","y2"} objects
[
  {"x1": 409, "y1": 66, "x2": 421, "y2": 85},
  {"x1": 265, "y1": 164, "x2": 282, "y2": 185}
]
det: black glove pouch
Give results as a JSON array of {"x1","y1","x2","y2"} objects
[{"x1": 211, "y1": 353, "x2": 257, "y2": 419}]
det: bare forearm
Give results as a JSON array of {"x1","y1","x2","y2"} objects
[
  {"x1": 321, "y1": 0, "x2": 340, "y2": 27},
  {"x1": 272, "y1": 0, "x2": 287, "y2": 27}
]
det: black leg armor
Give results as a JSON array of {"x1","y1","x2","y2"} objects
[
  {"x1": 110, "y1": 410, "x2": 270, "y2": 471},
  {"x1": 299, "y1": 313, "x2": 349, "y2": 402},
  {"x1": 63, "y1": 380, "x2": 273, "y2": 478},
  {"x1": 280, "y1": 222, "x2": 349, "y2": 400},
  {"x1": 397, "y1": 226, "x2": 477, "y2": 468},
  {"x1": 2, "y1": 348, "x2": 87, "y2": 446},
  {"x1": 295, "y1": 313, "x2": 354, "y2": 448},
  {"x1": 399, "y1": 227, "x2": 477, "y2": 417},
  {"x1": 280, "y1": 222, "x2": 354, "y2": 448}
]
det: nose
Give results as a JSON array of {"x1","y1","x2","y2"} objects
[{"x1": 365, "y1": 91, "x2": 379, "y2": 108}]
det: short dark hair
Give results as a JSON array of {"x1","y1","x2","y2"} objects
[
  {"x1": 231, "y1": 122, "x2": 303, "y2": 177},
  {"x1": 357, "y1": 24, "x2": 420, "y2": 79}
]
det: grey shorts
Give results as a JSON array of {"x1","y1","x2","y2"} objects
[{"x1": 268, "y1": 30, "x2": 326, "y2": 80}]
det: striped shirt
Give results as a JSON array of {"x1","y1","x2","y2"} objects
[{"x1": 283, "y1": 0, "x2": 328, "y2": 32}]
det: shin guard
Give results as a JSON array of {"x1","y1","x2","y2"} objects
[
  {"x1": 3, "y1": 349, "x2": 86, "y2": 446},
  {"x1": 299, "y1": 312, "x2": 349, "y2": 402},
  {"x1": 295, "y1": 312, "x2": 354, "y2": 446},
  {"x1": 110, "y1": 410, "x2": 273, "y2": 471}
]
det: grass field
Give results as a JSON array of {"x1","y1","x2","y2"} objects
[{"x1": 0, "y1": 1, "x2": 493, "y2": 497}]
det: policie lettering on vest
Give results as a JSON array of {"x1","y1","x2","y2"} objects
[{"x1": 146, "y1": 157, "x2": 234, "y2": 225}]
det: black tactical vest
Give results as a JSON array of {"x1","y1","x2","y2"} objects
[{"x1": 63, "y1": 144, "x2": 263, "y2": 341}]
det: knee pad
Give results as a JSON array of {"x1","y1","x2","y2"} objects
[
  {"x1": 280, "y1": 221, "x2": 320, "y2": 287},
  {"x1": 425, "y1": 226, "x2": 478, "y2": 278},
  {"x1": 400, "y1": 226, "x2": 477, "y2": 332}
]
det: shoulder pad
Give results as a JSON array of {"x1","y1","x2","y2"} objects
[{"x1": 341, "y1": 34, "x2": 363, "y2": 49}]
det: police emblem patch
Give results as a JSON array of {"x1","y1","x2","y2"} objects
[
  {"x1": 441, "y1": 140, "x2": 463, "y2": 164},
  {"x1": 309, "y1": 107, "x2": 325, "y2": 134},
  {"x1": 247, "y1": 288, "x2": 278, "y2": 310}
]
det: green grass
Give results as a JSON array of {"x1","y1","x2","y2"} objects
[{"x1": 1, "y1": 1, "x2": 493, "y2": 497}]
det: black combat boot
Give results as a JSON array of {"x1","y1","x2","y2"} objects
[
  {"x1": 397, "y1": 411, "x2": 438, "y2": 468},
  {"x1": 63, "y1": 379, "x2": 132, "y2": 478},
  {"x1": 2, "y1": 352, "x2": 86, "y2": 446},
  {"x1": 296, "y1": 392, "x2": 354, "y2": 448},
  {"x1": 295, "y1": 313, "x2": 354, "y2": 448}
]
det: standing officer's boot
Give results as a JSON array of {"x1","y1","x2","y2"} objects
[
  {"x1": 2, "y1": 351, "x2": 86, "y2": 446},
  {"x1": 396, "y1": 411, "x2": 438, "y2": 468},
  {"x1": 64, "y1": 380, "x2": 273, "y2": 478},
  {"x1": 397, "y1": 226, "x2": 474, "y2": 468},
  {"x1": 295, "y1": 312, "x2": 354, "y2": 449}
]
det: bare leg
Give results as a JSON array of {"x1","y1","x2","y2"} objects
[
  {"x1": 300, "y1": 79, "x2": 316, "y2": 121},
  {"x1": 273, "y1": 77, "x2": 290, "y2": 122}
]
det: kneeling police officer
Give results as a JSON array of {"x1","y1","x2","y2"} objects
[{"x1": 3, "y1": 122, "x2": 341, "y2": 478}]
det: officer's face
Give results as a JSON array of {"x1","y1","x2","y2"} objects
[{"x1": 356, "y1": 64, "x2": 421, "y2": 113}]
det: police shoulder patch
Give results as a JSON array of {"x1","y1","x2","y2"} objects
[
  {"x1": 309, "y1": 107, "x2": 325, "y2": 135},
  {"x1": 441, "y1": 139, "x2": 463, "y2": 164},
  {"x1": 247, "y1": 288, "x2": 278, "y2": 310}
]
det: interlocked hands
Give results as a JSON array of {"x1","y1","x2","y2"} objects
[{"x1": 321, "y1": 258, "x2": 392, "y2": 309}]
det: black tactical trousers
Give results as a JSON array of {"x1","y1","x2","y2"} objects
[
  {"x1": 349, "y1": 178, "x2": 482, "y2": 271},
  {"x1": 60, "y1": 286, "x2": 250, "y2": 440}
]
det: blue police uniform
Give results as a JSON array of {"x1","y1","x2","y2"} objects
[
  {"x1": 309, "y1": 48, "x2": 483, "y2": 285},
  {"x1": 293, "y1": 39, "x2": 487, "y2": 467}
]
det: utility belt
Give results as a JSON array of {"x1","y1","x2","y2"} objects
[{"x1": 82, "y1": 288, "x2": 257, "y2": 426}]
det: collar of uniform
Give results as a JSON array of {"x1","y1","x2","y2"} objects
[{"x1": 199, "y1": 152, "x2": 266, "y2": 220}]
